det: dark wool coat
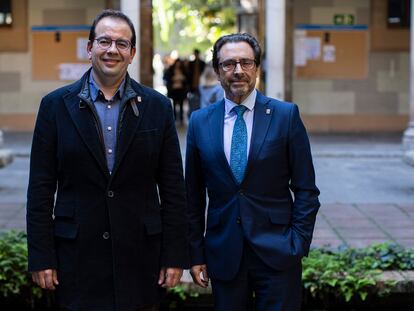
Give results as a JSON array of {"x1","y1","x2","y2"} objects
[{"x1": 27, "y1": 69, "x2": 189, "y2": 311}]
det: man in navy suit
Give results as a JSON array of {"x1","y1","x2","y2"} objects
[
  {"x1": 186, "y1": 33, "x2": 320, "y2": 311},
  {"x1": 26, "y1": 10, "x2": 188, "y2": 311}
]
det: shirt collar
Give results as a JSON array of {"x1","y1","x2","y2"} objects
[
  {"x1": 224, "y1": 89, "x2": 257, "y2": 115},
  {"x1": 88, "y1": 71, "x2": 126, "y2": 102}
]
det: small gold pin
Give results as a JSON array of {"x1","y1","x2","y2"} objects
[
  {"x1": 266, "y1": 108, "x2": 271, "y2": 115},
  {"x1": 137, "y1": 96, "x2": 142, "y2": 102}
]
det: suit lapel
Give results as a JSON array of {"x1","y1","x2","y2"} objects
[
  {"x1": 208, "y1": 100, "x2": 235, "y2": 182},
  {"x1": 63, "y1": 90, "x2": 109, "y2": 176},
  {"x1": 244, "y1": 92, "x2": 272, "y2": 180}
]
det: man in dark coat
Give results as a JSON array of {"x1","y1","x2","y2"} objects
[{"x1": 26, "y1": 9, "x2": 188, "y2": 311}]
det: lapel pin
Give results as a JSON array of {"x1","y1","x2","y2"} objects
[
  {"x1": 137, "y1": 96, "x2": 142, "y2": 102},
  {"x1": 266, "y1": 108, "x2": 271, "y2": 115}
]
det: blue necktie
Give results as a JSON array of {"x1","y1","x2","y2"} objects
[{"x1": 230, "y1": 105, "x2": 248, "y2": 184}]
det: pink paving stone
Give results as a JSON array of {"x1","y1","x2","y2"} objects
[
  {"x1": 330, "y1": 218, "x2": 374, "y2": 228},
  {"x1": 397, "y1": 204, "x2": 414, "y2": 213},
  {"x1": 372, "y1": 217, "x2": 414, "y2": 228},
  {"x1": 314, "y1": 216, "x2": 330, "y2": 228},
  {"x1": 312, "y1": 227, "x2": 339, "y2": 239},
  {"x1": 357, "y1": 203, "x2": 398, "y2": 212},
  {"x1": 310, "y1": 239, "x2": 344, "y2": 249},
  {"x1": 336, "y1": 227, "x2": 388, "y2": 239},
  {"x1": 346, "y1": 239, "x2": 392, "y2": 248},
  {"x1": 383, "y1": 228, "x2": 414, "y2": 238},
  {"x1": 396, "y1": 239, "x2": 414, "y2": 248}
]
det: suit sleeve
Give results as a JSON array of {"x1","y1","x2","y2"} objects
[
  {"x1": 156, "y1": 101, "x2": 189, "y2": 268},
  {"x1": 26, "y1": 97, "x2": 58, "y2": 272},
  {"x1": 185, "y1": 113, "x2": 207, "y2": 266},
  {"x1": 288, "y1": 104, "x2": 320, "y2": 256}
]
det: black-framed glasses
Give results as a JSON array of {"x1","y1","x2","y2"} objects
[
  {"x1": 95, "y1": 36, "x2": 132, "y2": 51},
  {"x1": 219, "y1": 59, "x2": 256, "y2": 72}
]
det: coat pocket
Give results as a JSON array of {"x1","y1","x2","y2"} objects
[
  {"x1": 206, "y1": 211, "x2": 221, "y2": 229},
  {"x1": 54, "y1": 221, "x2": 79, "y2": 239},
  {"x1": 144, "y1": 216, "x2": 163, "y2": 235},
  {"x1": 268, "y1": 209, "x2": 292, "y2": 225}
]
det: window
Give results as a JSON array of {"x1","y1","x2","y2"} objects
[
  {"x1": 388, "y1": 0, "x2": 411, "y2": 28},
  {"x1": 0, "y1": 0, "x2": 12, "y2": 26}
]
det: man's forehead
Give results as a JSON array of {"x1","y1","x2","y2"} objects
[
  {"x1": 219, "y1": 42, "x2": 254, "y2": 57},
  {"x1": 95, "y1": 17, "x2": 131, "y2": 31}
]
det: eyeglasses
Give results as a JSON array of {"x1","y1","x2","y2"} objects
[
  {"x1": 95, "y1": 36, "x2": 132, "y2": 51},
  {"x1": 219, "y1": 59, "x2": 256, "y2": 72}
]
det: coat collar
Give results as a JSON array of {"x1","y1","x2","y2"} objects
[{"x1": 63, "y1": 68, "x2": 148, "y2": 177}]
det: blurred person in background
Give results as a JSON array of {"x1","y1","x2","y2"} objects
[
  {"x1": 198, "y1": 64, "x2": 224, "y2": 109},
  {"x1": 164, "y1": 58, "x2": 188, "y2": 124}
]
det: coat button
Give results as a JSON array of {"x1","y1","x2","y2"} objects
[
  {"x1": 103, "y1": 232, "x2": 110, "y2": 239},
  {"x1": 107, "y1": 190, "x2": 114, "y2": 198},
  {"x1": 236, "y1": 217, "x2": 241, "y2": 224}
]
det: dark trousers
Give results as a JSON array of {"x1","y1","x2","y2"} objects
[{"x1": 211, "y1": 243, "x2": 302, "y2": 311}]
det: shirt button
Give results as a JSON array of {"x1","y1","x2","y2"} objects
[
  {"x1": 103, "y1": 232, "x2": 110, "y2": 239},
  {"x1": 107, "y1": 104, "x2": 111, "y2": 109},
  {"x1": 236, "y1": 217, "x2": 241, "y2": 224},
  {"x1": 107, "y1": 126, "x2": 112, "y2": 131},
  {"x1": 108, "y1": 148, "x2": 113, "y2": 154},
  {"x1": 107, "y1": 190, "x2": 114, "y2": 198}
]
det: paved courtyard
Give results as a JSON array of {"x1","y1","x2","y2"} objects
[{"x1": 1, "y1": 130, "x2": 414, "y2": 249}]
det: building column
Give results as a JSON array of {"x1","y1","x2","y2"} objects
[
  {"x1": 402, "y1": 0, "x2": 414, "y2": 164},
  {"x1": 121, "y1": 0, "x2": 140, "y2": 81},
  {"x1": 265, "y1": 0, "x2": 286, "y2": 100}
]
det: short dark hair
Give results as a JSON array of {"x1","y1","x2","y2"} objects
[
  {"x1": 89, "y1": 9, "x2": 136, "y2": 48},
  {"x1": 212, "y1": 33, "x2": 261, "y2": 72}
]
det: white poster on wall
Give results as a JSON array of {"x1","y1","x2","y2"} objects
[
  {"x1": 59, "y1": 63, "x2": 90, "y2": 81},
  {"x1": 323, "y1": 45, "x2": 336, "y2": 62},
  {"x1": 77, "y1": 38, "x2": 89, "y2": 61},
  {"x1": 294, "y1": 30, "x2": 307, "y2": 66},
  {"x1": 305, "y1": 37, "x2": 321, "y2": 60}
]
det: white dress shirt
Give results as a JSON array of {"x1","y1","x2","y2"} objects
[{"x1": 223, "y1": 89, "x2": 257, "y2": 164}]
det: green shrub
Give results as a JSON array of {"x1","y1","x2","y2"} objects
[
  {"x1": 0, "y1": 230, "x2": 41, "y2": 304},
  {"x1": 302, "y1": 242, "x2": 414, "y2": 302}
]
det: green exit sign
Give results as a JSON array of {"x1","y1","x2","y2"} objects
[{"x1": 334, "y1": 14, "x2": 355, "y2": 25}]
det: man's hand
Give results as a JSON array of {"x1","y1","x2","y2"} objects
[
  {"x1": 190, "y1": 264, "x2": 209, "y2": 288},
  {"x1": 31, "y1": 269, "x2": 59, "y2": 290},
  {"x1": 158, "y1": 267, "x2": 183, "y2": 288}
]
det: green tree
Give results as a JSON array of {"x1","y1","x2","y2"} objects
[{"x1": 153, "y1": 0, "x2": 236, "y2": 57}]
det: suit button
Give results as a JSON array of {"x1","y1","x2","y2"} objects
[
  {"x1": 103, "y1": 232, "x2": 110, "y2": 239},
  {"x1": 236, "y1": 217, "x2": 241, "y2": 224},
  {"x1": 107, "y1": 190, "x2": 114, "y2": 198}
]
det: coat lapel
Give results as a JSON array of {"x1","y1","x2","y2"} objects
[
  {"x1": 63, "y1": 89, "x2": 109, "y2": 176},
  {"x1": 244, "y1": 92, "x2": 272, "y2": 181},
  {"x1": 208, "y1": 100, "x2": 235, "y2": 182},
  {"x1": 111, "y1": 89, "x2": 147, "y2": 177}
]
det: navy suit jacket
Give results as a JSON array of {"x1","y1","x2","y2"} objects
[{"x1": 185, "y1": 91, "x2": 320, "y2": 281}]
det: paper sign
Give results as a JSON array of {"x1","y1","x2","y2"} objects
[
  {"x1": 305, "y1": 37, "x2": 321, "y2": 60},
  {"x1": 59, "y1": 63, "x2": 90, "y2": 81},
  {"x1": 77, "y1": 38, "x2": 89, "y2": 60},
  {"x1": 323, "y1": 45, "x2": 336, "y2": 62}
]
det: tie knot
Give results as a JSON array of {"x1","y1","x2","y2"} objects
[{"x1": 232, "y1": 105, "x2": 248, "y2": 117}]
